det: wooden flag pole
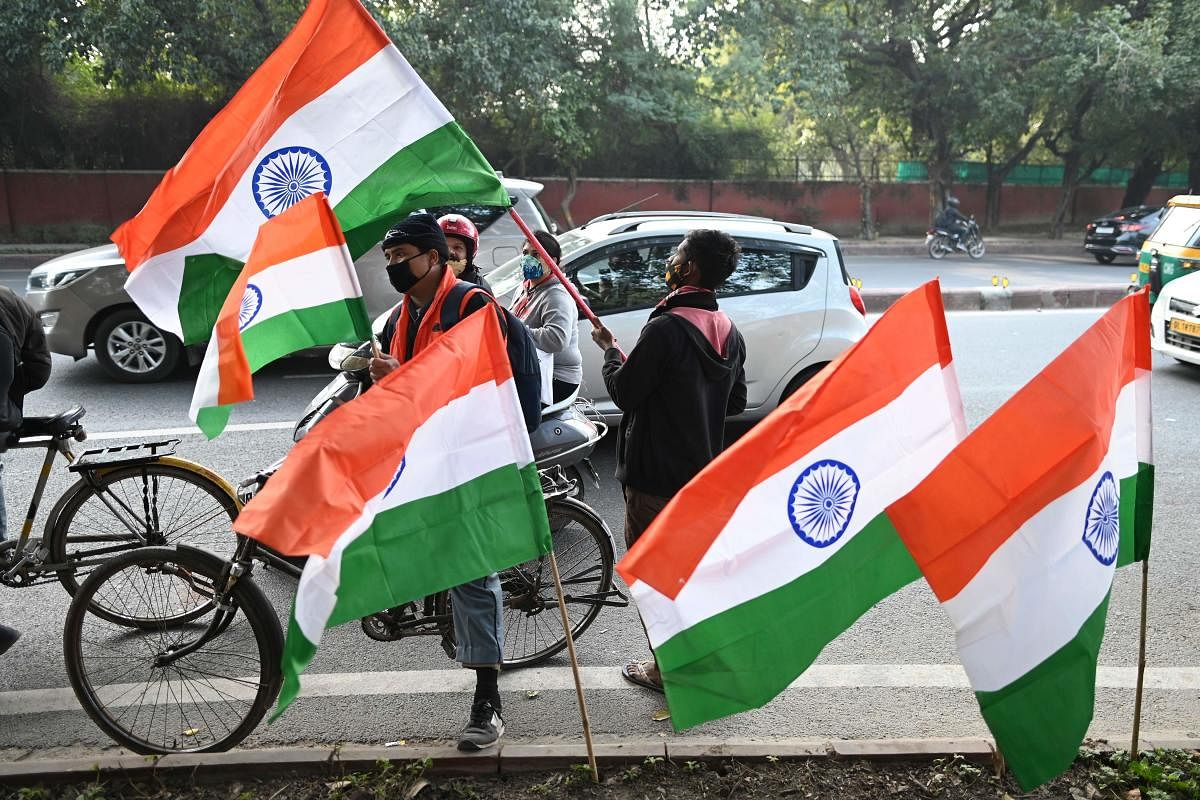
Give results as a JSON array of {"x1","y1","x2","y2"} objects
[
  {"x1": 507, "y1": 208, "x2": 626, "y2": 358},
  {"x1": 548, "y1": 550, "x2": 600, "y2": 782},
  {"x1": 1130, "y1": 557, "x2": 1150, "y2": 757}
]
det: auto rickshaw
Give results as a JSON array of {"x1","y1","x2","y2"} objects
[{"x1": 1138, "y1": 194, "x2": 1200, "y2": 301}]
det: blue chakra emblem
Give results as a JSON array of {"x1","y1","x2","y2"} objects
[
  {"x1": 238, "y1": 284, "x2": 263, "y2": 331},
  {"x1": 787, "y1": 459, "x2": 861, "y2": 548},
  {"x1": 251, "y1": 146, "x2": 332, "y2": 218},
  {"x1": 384, "y1": 456, "x2": 407, "y2": 498},
  {"x1": 1082, "y1": 471, "x2": 1120, "y2": 565}
]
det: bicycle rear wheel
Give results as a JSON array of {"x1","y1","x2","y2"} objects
[
  {"x1": 439, "y1": 496, "x2": 616, "y2": 669},
  {"x1": 49, "y1": 464, "x2": 239, "y2": 599},
  {"x1": 63, "y1": 545, "x2": 282, "y2": 754}
]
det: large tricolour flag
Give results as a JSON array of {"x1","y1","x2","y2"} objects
[
  {"x1": 617, "y1": 281, "x2": 967, "y2": 729},
  {"x1": 886, "y1": 290, "x2": 1153, "y2": 790},
  {"x1": 112, "y1": 0, "x2": 508, "y2": 347},
  {"x1": 189, "y1": 193, "x2": 370, "y2": 438},
  {"x1": 234, "y1": 309, "x2": 552, "y2": 716}
]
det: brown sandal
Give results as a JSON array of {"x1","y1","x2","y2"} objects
[{"x1": 621, "y1": 660, "x2": 664, "y2": 693}]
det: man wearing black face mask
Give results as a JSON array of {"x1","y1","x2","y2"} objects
[
  {"x1": 589, "y1": 229, "x2": 747, "y2": 693},
  {"x1": 368, "y1": 212, "x2": 508, "y2": 752}
]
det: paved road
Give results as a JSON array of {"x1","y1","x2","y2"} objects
[
  {"x1": 0, "y1": 308, "x2": 1197, "y2": 757},
  {"x1": 844, "y1": 254, "x2": 1138, "y2": 291}
]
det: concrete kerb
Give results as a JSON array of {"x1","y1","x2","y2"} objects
[
  {"x1": 862, "y1": 285, "x2": 1130, "y2": 314},
  {"x1": 6, "y1": 737, "x2": 1197, "y2": 786}
]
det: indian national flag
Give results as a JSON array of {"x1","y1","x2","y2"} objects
[
  {"x1": 617, "y1": 281, "x2": 966, "y2": 729},
  {"x1": 112, "y1": 0, "x2": 508, "y2": 347},
  {"x1": 233, "y1": 308, "x2": 551, "y2": 716},
  {"x1": 188, "y1": 193, "x2": 370, "y2": 438},
  {"x1": 886, "y1": 291, "x2": 1154, "y2": 790}
]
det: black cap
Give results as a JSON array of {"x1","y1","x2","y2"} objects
[{"x1": 380, "y1": 212, "x2": 449, "y2": 262}]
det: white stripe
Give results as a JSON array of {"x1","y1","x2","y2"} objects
[
  {"x1": 4, "y1": 665, "x2": 1197, "y2": 716},
  {"x1": 188, "y1": 336, "x2": 223, "y2": 419},
  {"x1": 241, "y1": 244, "x2": 362, "y2": 328},
  {"x1": 637, "y1": 363, "x2": 965, "y2": 648},
  {"x1": 127, "y1": 46, "x2": 451, "y2": 339},
  {"x1": 944, "y1": 381, "x2": 1140, "y2": 692},
  {"x1": 1135, "y1": 369, "x2": 1152, "y2": 465},
  {"x1": 293, "y1": 376, "x2": 533, "y2": 644}
]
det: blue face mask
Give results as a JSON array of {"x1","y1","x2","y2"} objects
[{"x1": 521, "y1": 254, "x2": 544, "y2": 281}]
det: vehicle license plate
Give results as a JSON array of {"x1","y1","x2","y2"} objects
[
  {"x1": 1169, "y1": 317, "x2": 1200, "y2": 337},
  {"x1": 1095, "y1": 226, "x2": 1114, "y2": 234}
]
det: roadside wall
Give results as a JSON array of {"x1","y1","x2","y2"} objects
[{"x1": 0, "y1": 170, "x2": 1179, "y2": 241}]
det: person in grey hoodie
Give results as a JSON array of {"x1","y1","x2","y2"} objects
[{"x1": 511, "y1": 231, "x2": 582, "y2": 404}]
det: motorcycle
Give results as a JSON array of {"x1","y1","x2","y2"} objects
[
  {"x1": 236, "y1": 339, "x2": 626, "y2": 668},
  {"x1": 926, "y1": 217, "x2": 986, "y2": 260}
]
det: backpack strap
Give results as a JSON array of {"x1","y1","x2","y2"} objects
[{"x1": 445, "y1": 282, "x2": 510, "y2": 340}]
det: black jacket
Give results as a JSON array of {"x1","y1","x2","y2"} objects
[
  {"x1": 935, "y1": 206, "x2": 968, "y2": 229},
  {"x1": 0, "y1": 287, "x2": 51, "y2": 433},
  {"x1": 602, "y1": 289, "x2": 747, "y2": 498},
  {"x1": 459, "y1": 263, "x2": 492, "y2": 295}
]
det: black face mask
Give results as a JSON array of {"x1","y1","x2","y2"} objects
[{"x1": 386, "y1": 253, "x2": 430, "y2": 293}]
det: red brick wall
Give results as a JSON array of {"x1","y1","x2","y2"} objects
[{"x1": 0, "y1": 170, "x2": 1181, "y2": 240}]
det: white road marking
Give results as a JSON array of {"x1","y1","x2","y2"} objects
[
  {"x1": 2, "y1": 665, "x2": 1197, "y2": 717},
  {"x1": 84, "y1": 421, "x2": 296, "y2": 441},
  {"x1": 283, "y1": 374, "x2": 332, "y2": 380}
]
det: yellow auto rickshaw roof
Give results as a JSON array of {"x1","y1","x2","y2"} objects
[{"x1": 1167, "y1": 195, "x2": 1200, "y2": 209}]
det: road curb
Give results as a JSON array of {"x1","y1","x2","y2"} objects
[
  {"x1": 3, "y1": 737, "x2": 1197, "y2": 786},
  {"x1": 863, "y1": 285, "x2": 1131, "y2": 313}
]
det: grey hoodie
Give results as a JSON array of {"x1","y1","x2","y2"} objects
[{"x1": 513, "y1": 279, "x2": 582, "y2": 383}]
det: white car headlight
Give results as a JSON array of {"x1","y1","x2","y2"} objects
[{"x1": 27, "y1": 268, "x2": 96, "y2": 291}]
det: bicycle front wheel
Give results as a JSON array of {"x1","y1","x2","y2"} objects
[
  {"x1": 63, "y1": 545, "x2": 283, "y2": 754},
  {"x1": 49, "y1": 464, "x2": 239, "y2": 598}
]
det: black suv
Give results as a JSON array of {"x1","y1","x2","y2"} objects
[{"x1": 1083, "y1": 205, "x2": 1164, "y2": 263}]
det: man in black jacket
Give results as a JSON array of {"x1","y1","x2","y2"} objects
[
  {"x1": 590, "y1": 229, "x2": 747, "y2": 692},
  {"x1": 0, "y1": 286, "x2": 52, "y2": 655}
]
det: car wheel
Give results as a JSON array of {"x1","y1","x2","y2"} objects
[
  {"x1": 1092, "y1": 253, "x2": 1116, "y2": 264},
  {"x1": 93, "y1": 308, "x2": 182, "y2": 383},
  {"x1": 780, "y1": 362, "x2": 829, "y2": 403}
]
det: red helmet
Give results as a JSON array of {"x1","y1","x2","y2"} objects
[{"x1": 437, "y1": 214, "x2": 479, "y2": 262}]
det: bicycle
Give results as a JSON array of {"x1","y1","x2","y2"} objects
[
  {"x1": 0, "y1": 405, "x2": 240, "y2": 624},
  {"x1": 63, "y1": 465, "x2": 624, "y2": 754}
]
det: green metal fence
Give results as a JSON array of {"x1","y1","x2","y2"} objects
[{"x1": 895, "y1": 160, "x2": 1189, "y2": 187}]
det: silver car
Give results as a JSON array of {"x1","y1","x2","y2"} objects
[
  {"x1": 24, "y1": 178, "x2": 552, "y2": 382},
  {"x1": 487, "y1": 211, "x2": 869, "y2": 421}
]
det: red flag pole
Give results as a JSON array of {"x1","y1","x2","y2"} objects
[{"x1": 507, "y1": 207, "x2": 626, "y2": 358}]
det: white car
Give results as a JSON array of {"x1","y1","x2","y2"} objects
[
  {"x1": 24, "y1": 177, "x2": 552, "y2": 382},
  {"x1": 1150, "y1": 269, "x2": 1200, "y2": 367},
  {"x1": 487, "y1": 211, "x2": 870, "y2": 421}
]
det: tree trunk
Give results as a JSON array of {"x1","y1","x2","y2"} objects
[
  {"x1": 985, "y1": 176, "x2": 1003, "y2": 230},
  {"x1": 1120, "y1": 155, "x2": 1162, "y2": 208},
  {"x1": 1050, "y1": 149, "x2": 1082, "y2": 239},
  {"x1": 927, "y1": 152, "x2": 954, "y2": 224},
  {"x1": 1187, "y1": 143, "x2": 1200, "y2": 193},
  {"x1": 859, "y1": 180, "x2": 876, "y2": 240},
  {"x1": 559, "y1": 169, "x2": 578, "y2": 229}
]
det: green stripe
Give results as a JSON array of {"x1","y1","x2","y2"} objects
[
  {"x1": 975, "y1": 592, "x2": 1110, "y2": 791},
  {"x1": 1116, "y1": 465, "x2": 1153, "y2": 567},
  {"x1": 180, "y1": 253, "x2": 244, "y2": 345},
  {"x1": 271, "y1": 461, "x2": 550, "y2": 718},
  {"x1": 195, "y1": 298, "x2": 371, "y2": 439},
  {"x1": 335, "y1": 122, "x2": 510, "y2": 259},
  {"x1": 654, "y1": 512, "x2": 920, "y2": 730},
  {"x1": 179, "y1": 122, "x2": 506, "y2": 344}
]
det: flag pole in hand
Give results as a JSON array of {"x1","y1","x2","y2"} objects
[{"x1": 507, "y1": 208, "x2": 625, "y2": 358}]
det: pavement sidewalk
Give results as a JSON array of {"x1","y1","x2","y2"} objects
[{"x1": 2, "y1": 736, "x2": 1197, "y2": 786}]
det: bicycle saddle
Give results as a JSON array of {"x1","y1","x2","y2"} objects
[{"x1": 15, "y1": 405, "x2": 86, "y2": 440}]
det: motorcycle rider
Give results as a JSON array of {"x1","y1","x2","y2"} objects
[
  {"x1": 935, "y1": 197, "x2": 970, "y2": 251},
  {"x1": 437, "y1": 213, "x2": 492, "y2": 294},
  {"x1": 368, "y1": 212, "x2": 507, "y2": 752}
]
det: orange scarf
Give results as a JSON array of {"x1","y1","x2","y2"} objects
[{"x1": 388, "y1": 266, "x2": 461, "y2": 364}]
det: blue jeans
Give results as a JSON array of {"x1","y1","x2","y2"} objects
[{"x1": 450, "y1": 573, "x2": 503, "y2": 667}]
